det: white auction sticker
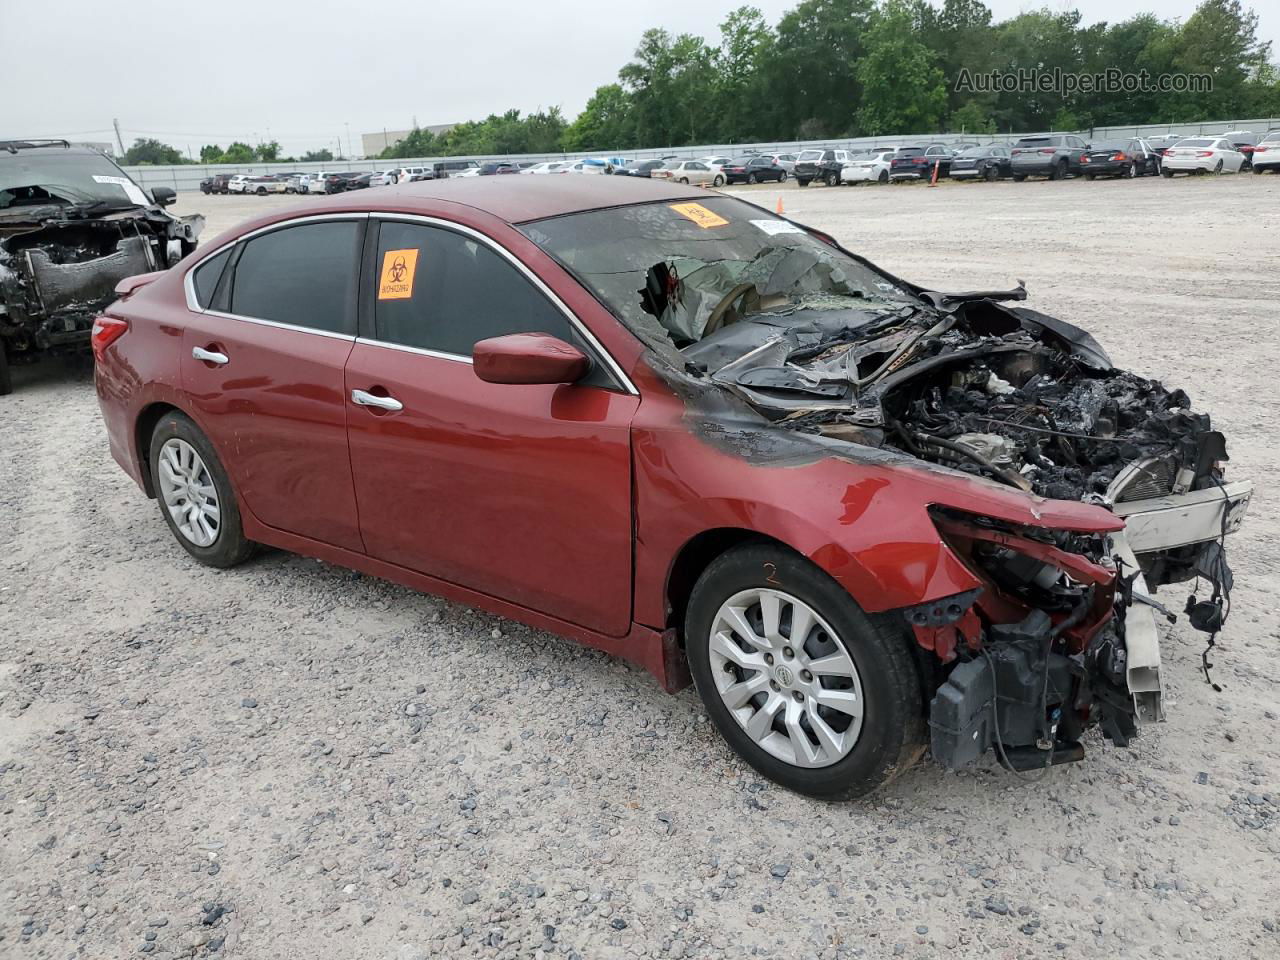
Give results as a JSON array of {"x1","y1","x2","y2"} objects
[
  {"x1": 92, "y1": 174, "x2": 151, "y2": 206},
  {"x1": 751, "y1": 219, "x2": 804, "y2": 236}
]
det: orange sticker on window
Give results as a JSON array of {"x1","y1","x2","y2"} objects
[
  {"x1": 377, "y1": 248, "x2": 419, "y2": 300},
  {"x1": 670, "y1": 202, "x2": 728, "y2": 229}
]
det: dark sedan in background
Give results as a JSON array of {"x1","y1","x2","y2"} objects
[
  {"x1": 614, "y1": 159, "x2": 665, "y2": 178},
  {"x1": 721, "y1": 156, "x2": 788, "y2": 184},
  {"x1": 949, "y1": 144, "x2": 1011, "y2": 181},
  {"x1": 1010, "y1": 134, "x2": 1088, "y2": 180},
  {"x1": 1081, "y1": 139, "x2": 1162, "y2": 179},
  {"x1": 889, "y1": 145, "x2": 956, "y2": 181}
]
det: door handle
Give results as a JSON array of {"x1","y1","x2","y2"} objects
[
  {"x1": 351, "y1": 389, "x2": 403, "y2": 412},
  {"x1": 192, "y1": 346, "x2": 229, "y2": 365}
]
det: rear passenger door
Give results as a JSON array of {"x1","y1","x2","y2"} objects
[
  {"x1": 343, "y1": 217, "x2": 639, "y2": 635},
  {"x1": 180, "y1": 215, "x2": 366, "y2": 552}
]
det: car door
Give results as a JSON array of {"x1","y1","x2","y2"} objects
[
  {"x1": 343, "y1": 217, "x2": 639, "y2": 635},
  {"x1": 180, "y1": 215, "x2": 366, "y2": 552}
]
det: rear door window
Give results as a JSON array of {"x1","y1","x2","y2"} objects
[
  {"x1": 228, "y1": 220, "x2": 362, "y2": 335},
  {"x1": 370, "y1": 220, "x2": 572, "y2": 358},
  {"x1": 191, "y1": 248, "x2": 231, "y2": 309}
]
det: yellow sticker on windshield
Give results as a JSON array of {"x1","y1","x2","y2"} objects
[
  {"x1": 670, "y1": 202, "x2": 728, "y2": 229},
  {"x1": 377, "y1": 248, "x2": 419, "y2": 300}
]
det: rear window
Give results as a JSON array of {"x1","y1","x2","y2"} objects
[
  {"x1": 1014, "y1": 137, "x2": 1057, "y2": 147},
  {"x1": 230, "y1": 221, "x2": 360, "y2": 335},
  {"x1": 1175, "y1": 139, "x2": 1213, "y2": 147},
  {"x1": 1091, "y1": 140, "x2": 1130, "y2": 151},
  {"x1": 796, "y1": 150, "x2": 822, "y2": 162},
  {"x1": 956, "y1": 146, "x2": 988, "y2": 157},
  {"x1": 191, "y1": 248, "x2": 231, "y2": 308},
  {"x1": 896, "y1": 147, "x2": 925, "y2": 157},
  {"x1": 730, "y1": 157, "x2": 754, "y2": 165}
]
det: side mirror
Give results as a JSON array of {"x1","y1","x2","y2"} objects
[
  {"x1": 473, "y1": 333, "x2": 589, "y2": 385},
  {"x1": 151, "y1": 186, "x2": 177, "y2": 206}
]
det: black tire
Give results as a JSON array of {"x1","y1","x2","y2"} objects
[
  {"x1": 1126, "y1": 162, "x2": 1137, "y2": 179},
  {"x1": 747, "y1": 173, "x2": 758, "y2": 184},
  {"x1": 797, "y1": 178, "x2": 809, "y2": 187},
  {"x1": 678, "y1": 177, "x2": 689, "y2": 184},
  {"x1": 1213, "y1": 159, "x2": 1223, "y2": 174},
  {"x1": 824, "y1": 171, "x2": 839, "y2": 187},
  {"x1": 1012, "y1": 173, "x2": 1026, "y2": 182},
  {"x1": 1049, "y1": 159, "x2": 1067, "y2": 181},
  {"x1": 983, "y1": 164, "x2": 998, "y2": 182},
  {"x1": 1084, "y1": 172, "x2": 1095, "y2": 181},
  {"x1": 0, "y1": 338, "x2": 12, "y2": 397},
  {"x1": 877, "y1": 169, "x2": 889, "y2": 184},
  {"x1": 149, "y1": 412, "x2": 254, "y2": 568},
  {"x1": 1254, "y1": 164, "x2": 1265, "y2": 174},
  {"x1": 712, "y1": 175, "x2": 724, "y2": 187},
  {"x1": 1162, "y1": 168, "x2": 1174, "y2": 178},
  {"x1": 778, "y1": 170, "x2": 788, "y2": 182},
  {"x1": 685, "y1": 544, "x2": 925, "y2": 800}
]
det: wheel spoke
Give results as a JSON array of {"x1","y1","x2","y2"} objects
[
  {"x1": 721, "y1": 673, "x2": 770, "y2": 710},
  {"x1": 719, "y1": 605, "x2": 768, "y2": 652},
  {"x1": 814, "y1": 688, "x2": 861, "y2": 718},
  {"x1": 759, "y1": 592, "x2": 782, "y2": 645},
  {"x1": 806, "y1": 702, "x2": 845, "y2": 758},
  {"x1": 743, "y1": 695, "x2": 783, "y2": 743},
  {"x1": 788, "y1": 604, "x2": 815, "y2": 649},
  {"x1": 784, "y1": 701, "x2": 819, "y2": 767},
  {"x1": 710, "y1": 631, "x2": 765, "y2": 671},
  {"x1": 809, "y1": 652, "x2": 856, "y2": 678},
  {"x1": 202, "y1": 503, "x2": 221, "y2": 523}
]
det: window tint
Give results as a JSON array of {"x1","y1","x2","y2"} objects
[
  {"x1": 373, "y1": 221, "x2": 572, "y2": 358},
  {"x1": 230, "y1": 221, "x2": 360, "y2": 335},
  {"x1": 191, "y1": 248, "x2": 231, "y2": 308}
]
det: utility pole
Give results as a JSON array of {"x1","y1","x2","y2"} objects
[
  {"x1": 345, "y1": 122, "x2": 352, "y2": 159},
  {"x1": 112, "y1": 118, "x2": 126, "y2": 156}
]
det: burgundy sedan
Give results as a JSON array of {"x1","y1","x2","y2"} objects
[{"x1": 93, "y1": 178, "x2": 1249, "y2": 798}]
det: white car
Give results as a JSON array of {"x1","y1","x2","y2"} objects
[
  {"x1": 560, "y1": 160, "x2": 605, "y2": 176},
  {"x1": 699, "y1": 156, "x2": 732, "y2": 173},
  {"x1": 841, "y1": 150, "x2": 895, "y2": 184},
  {"x1": 451, "y1": 166, "x2": 482, "y2": 178},
  {"x1": 301, "y1": 172, "x2": 335, "y2": 194},
  {"x1": 1160, "y1": 137, "x2": 1245, "y2": 176},
  {"x1": 226, "y1": 175, "x2": 250, "y2": 193},
  {"x1": 650, "y1": 160, "x2": 722, "y2": 186},
  {"x1": 522, "y1": 161, "x2": 566, "y2": 174},
  {"x1": 395, "y1": 166, "x2": 429, "y2": 184},
  {"x1": 1248, "y1": 130, "x2": 1280, "y2": 173},
  {"x1": 371, "y1": 170, "x2": 399, "y2": 187}
]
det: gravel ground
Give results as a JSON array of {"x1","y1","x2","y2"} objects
[{"x1": 2, "y1": 175, "x2": 1278, "y2": 960}]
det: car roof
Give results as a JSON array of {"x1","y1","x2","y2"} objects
[
  {"x1": 0, "y1": 141, "x2": 101, "y2": 157},
  {"x1": 338, "y1": 176, "x2": 712, "y2": 224}
]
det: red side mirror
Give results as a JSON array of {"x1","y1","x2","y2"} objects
[{"x1": 473, "y1": 333, "x2": 589, "y2": 385}]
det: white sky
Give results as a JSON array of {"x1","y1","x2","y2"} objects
[{"x1": 3, "y1": 0, "x2": 1274, "y2": 157}]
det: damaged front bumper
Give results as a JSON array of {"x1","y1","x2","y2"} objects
[{"x1": 925, "y1": 476, "x2": 1251, "y2": 772}]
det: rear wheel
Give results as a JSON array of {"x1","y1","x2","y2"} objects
[
  {"x1": 797, "y1": 178, "x2": 810, "y2": 187},
  {"x1": 983, "y1": 164, "x2": 998, "y2": 182},
  {"x1": 678, "y1": 177, "x2": 689, "y2": 184},
  {"x1": 1255, "y1": 164, "x2": 1265, "y2": 174},
  {"x1": 747, "y1": 173, "x2": 758, "y2": 184},
  {"x1": 1012, "y1": 173, "x2": 1026, "y2": 182},
  {"x1": 686, "y1": 544, "x2": 924, "y2": 799},
  {"x1": 713, "y1": 175, "x2": 724, "y2": 187},
  {"x1": 1049, "y1": 159, "x2": 1067, "y2": 180},
  {"x1": 877, "y1": 169, "x2": 889, "y2": 184},
  {"x1": 1126, "y1": 162, "x2": 1137, "y2": 178},
  {"x1": 778, "y1": 171, "x2": 788, "y2": 182},
  {"x1": 149, "y1": 412, "x2": 254, "y2": 568},
  {"x1": 824, "y1": 171, "x2": 839, "y2": 187},
  {"x1": 1162, "y1": 168, "x2": 1174, "y2": 178},
  {"x1": 1084, "y1": 172, "x2": 1095, "y2": 181}
]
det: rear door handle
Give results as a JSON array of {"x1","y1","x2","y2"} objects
[
  {"x1": 351, "y1": 389, "x2": 403, "y2": 412},
  {"x1": 192, "y1": 346, "x2": 229, "y2": 365}
]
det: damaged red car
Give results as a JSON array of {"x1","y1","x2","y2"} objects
[{"x1": 93, "y1": 178, "x2": 1251, "y2": 798}]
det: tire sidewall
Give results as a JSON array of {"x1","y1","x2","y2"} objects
[
  {"x1": 685, "y1": 545, "x2": 919, "y2": 799},
  {"x1": 149, "y1": 412, "x2": 252, "y2": 568}
]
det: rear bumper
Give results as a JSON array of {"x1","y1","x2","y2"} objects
[
  {"x1": 1163, "y1": 157, "x2": 1213, "y2": 172},
  {"x1": 1011, "y1": 161, "x2": 1056, "y2": 176}
]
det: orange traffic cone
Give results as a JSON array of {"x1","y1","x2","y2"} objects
[{"x1": 776, "y1": 196, "x2": 785, "y2": 215}]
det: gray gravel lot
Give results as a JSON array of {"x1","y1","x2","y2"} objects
[{"x1": 2, "y1": 175, "x2": 1278, "y2": 960}]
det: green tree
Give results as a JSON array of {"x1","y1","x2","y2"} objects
[
  {"x1": 1170, "y1": 0, "x2": 1272, "y2": 119},
  {"x1": 301, "y1": 148, "x2": 334, "y2": 162},
  {"x1": 711, "y1": 6, "x2": 776, "y2": 143},
  {"x1": 563, "y1": 84, "x2": 636, "y2": 150},
  {"x1": 199, "y1": 144, "x2": 223, "y2": 163},
  {"x1": 220, "y1": 142, "x2": 256, "y2": 164},
  {"x1": 123, "y1": 137, "x2": 186, "y2": 165},
  {"x1": 255, "y1": 140, "x2": 282, "y2": 162},
  {"x1": 856, "y1": 1, "x2": 947, "y2": 135},
  {"x1": 949, "y1": 99, "x2": 996, "y2": 133},
  {"x1": 619, "y1": 28, "x2": 716, "y2": 146}
]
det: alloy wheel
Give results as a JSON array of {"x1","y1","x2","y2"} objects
[
  {"x1": 157, "y1": 438, "x2": 221, "y2": 547},
  {"x1": 708, "y1": 588, "x2": 864, "y2": 768}
]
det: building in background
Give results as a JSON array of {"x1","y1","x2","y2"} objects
[{"x1": 362, "y1": 124, "x2": 456, "y2": 158}]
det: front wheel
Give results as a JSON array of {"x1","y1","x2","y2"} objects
[
  {"x1": 1012, "y1": 173, "x2": 1027, "y2": 182},
  {"x1": 712, "y1": 175, "x2": 724, "y2": 187},
  {"x1": 1213, "y1": 159, "x2": 1224, "y2": 174},
  {"x1": 778, "y1": 171, "x2": 787, "y2": 182},
  {"x1": 747, "y1": 173, "x2": 758, "y2": 184},
  {"x1": 678, "y1": 177, "x2": 689, "y2": 184},
  {"x1": 983, "y1": 164, "x2": 998, "y2": 181},
  {"x1": 824, "y1": 171, "x2": 839, "y2": 187},
  {"x1": 1049, "y1": 159, "x2": 1067, "y2": 181},
  {"x1": 686, "y1": 544, "x2": 924, "y2": 799},
  {"x1": 150, "y1": 412, "x2": 254, "y2": 568},
  {"x1": 797, "y1": 178, "x2": 810, "y2": 187}
]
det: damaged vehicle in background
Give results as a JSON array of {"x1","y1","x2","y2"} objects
[
  {"x1": 92, "y1": 180, "x2": 1249, "y2": 799},
  {"x1": 1, "y1": 140, "x2": 203, "y2": 395}
]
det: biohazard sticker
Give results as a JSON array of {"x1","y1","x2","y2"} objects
[
  {"x1": 377, "y1": 248, "x2": 419, "y2": 300},
  {"x1": 670, "y1": 202, "x2": 728, "y2": 229}
]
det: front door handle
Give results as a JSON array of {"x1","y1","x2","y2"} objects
[
  {"x1": 351, "y1": 389, "x2": 403, "y2": 412},
  {"x1": 192, "y1": 346, "x2": 229, "y2": 365}
]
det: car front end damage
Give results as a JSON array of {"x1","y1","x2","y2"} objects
[
  {"x1": 686, "y1": 278, "x2": 1250, "y2": 773},
  {"x1": 0, "y1": 206, "x2": 201, "y2": 361}
]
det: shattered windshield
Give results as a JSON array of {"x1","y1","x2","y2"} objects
[
  {"x1": 519, "y1": 196, "x2": 911, "y2": 355},
  {"x1": 0, "y1": 150, "x2": 151, "y2": 211}
]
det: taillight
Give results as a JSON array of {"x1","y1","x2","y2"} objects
[
  {"x1": 1113, "y1": 153, "x2": 1126, "y2": 161},
  {"x1": 1196, "y1": 150, "x2": 1213, "y2": 157},
  {"x1": 1039, "y1": 148, "x2": 1056, "y2": 154},
  {"x1": 1081, "y1": 156, "x2": 1090, "y2": 163},
  {"x1": 1255, "y1": 146, "x2": 1268, "y2": 153},
  {"x1": 1163, "y1": 149, "x2": 1175, "y2": 156},
  {"x1": 91, "y1": 316, "x2": 129, "y2": 362}
]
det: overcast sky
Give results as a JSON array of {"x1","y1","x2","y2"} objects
[{"x1": 4, "y1": 0, "x2": 1275, "y2": 157}]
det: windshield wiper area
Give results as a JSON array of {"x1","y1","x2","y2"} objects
[{"x1": 917, "y1": 280, "x2": 1028, "y2": 311}]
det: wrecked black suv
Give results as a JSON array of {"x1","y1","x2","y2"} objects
[{"x1": 0, "y1": 140, "x2": 203, "y2": 395}]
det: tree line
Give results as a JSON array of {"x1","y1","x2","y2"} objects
[
  {"x1": 123, "y1": 0, "x2": 1280, "y2": 166},
  {"x1": 383, "y1": 0, "x2": 1279, "y2": 157}
]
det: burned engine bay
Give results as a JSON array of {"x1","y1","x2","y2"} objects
[
  {"x1": 665, "y1": 255, "x2": 1223, "y2": 510},
  {"x1": 0, "y1": 207, "x2": 201, "y2": 356}
]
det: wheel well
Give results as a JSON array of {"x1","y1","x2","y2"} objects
[
  {"x1": 665, "y1": 528, "x2": 795, "y2": 638},
  {"x1": 135, "y1": 402, "x2": 181, "y2": 498}
]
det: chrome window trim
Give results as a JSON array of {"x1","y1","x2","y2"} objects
[
  {"x1": 370, "y1": 213, "x2": 638, "y2": 396},
  {"x1": 182, "y1": 212, "x2": 370, "y2": 315},
  {"x1": 354, "y1": 337, "x2": 472, "y2": 364}
]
